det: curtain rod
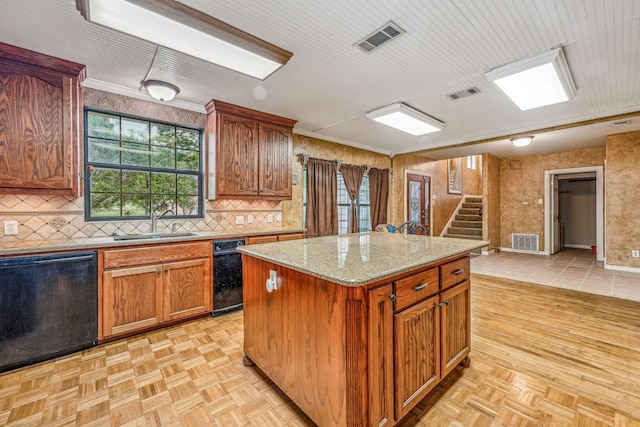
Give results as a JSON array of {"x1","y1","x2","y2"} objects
[{"x1": 296, "y1": 153, "x2": 392, "y2": 174}]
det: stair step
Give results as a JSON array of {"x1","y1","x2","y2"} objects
[
  {"x1": 452, "y1": 220, "x2": 482, "y2": 229},
  {"x1": 460, "y1": 208, "x2": 481, "y2": 215},
  {"x1": 456, "y1": 214, "x2": 482, "y2": 221},
  {"x1": 462, "y1": 203, "x2": 482, "y2": 209},
  {"x1": 465, "y1": 197, "x2": 483, "y2": 203},
  {"x1": 447, "y1": 227, "x2": 482, "y2": 236},
  {"x1": 444, "y1": 233, "x2": 483, "y2": 241}
]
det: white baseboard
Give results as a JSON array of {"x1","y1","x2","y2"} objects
[
  {"x1": 604, "y1": 263, "x2": 640, "y2": 273},
  {"x1": 480, "y1": 248, "x2": 496, "y2": 255},
  {"x1": 499, "y1": 247, "x2": 546, "y2": 256}
]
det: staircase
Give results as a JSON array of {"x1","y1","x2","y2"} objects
[{"x1": 444, "y1": 196, "x2": 483, "y2": 241}]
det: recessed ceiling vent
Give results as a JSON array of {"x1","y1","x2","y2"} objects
[
  {"x1": 447, "y1": 87, "x2": 481, "y2": 100},
  {"x1": 355, "y1": 21, "x2": 405, "y2": 53}
]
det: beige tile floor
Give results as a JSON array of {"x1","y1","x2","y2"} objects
[{"x1": 471, "y1": 248, "x2": 640, "y2": 302}]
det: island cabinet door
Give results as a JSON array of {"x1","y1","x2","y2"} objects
[
  {"x1": 103, "y1": 265, "x2": 163, "y2": 337},
  {"x1": 368, "y1": 284, "x2": 394, "y2": 427},
  {"x1": 163, "y1": 258, "x2": 212, "y2": 321},
  {"x1": 394, "y1": 295, "x2": 441, "y2": 421},
  {"x1": 440, "y1": 280, "x2": 471, "y2": 378}
]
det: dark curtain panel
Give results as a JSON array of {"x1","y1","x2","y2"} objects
[
  {"x1": 306, "y1": 158, "x2": 338, "y2": 238},
  {"x1": 369, "y1": 168, "x2": 390, "y2": 228},
  {"x1": 340, "y1": 164, "x2": 365, "y2": 233}
]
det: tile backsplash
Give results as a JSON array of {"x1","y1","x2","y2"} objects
[{"x1": 0, "y1": 195, "x2": 283, "y2": 243}]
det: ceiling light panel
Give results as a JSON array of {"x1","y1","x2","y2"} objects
[
  {"x1": 485, "y1": 48, "x2": 576, "y2": 111},
  {"x1": 366, "y1": 103, "x2": 445, "y2": 136},
  {"x1": 77, "y1": 0, "x2": 292, "y2": 80}
]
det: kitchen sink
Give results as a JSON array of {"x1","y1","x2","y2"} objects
[{"x1": 113, "y1": 232, "x2": 198, "y2": 241}]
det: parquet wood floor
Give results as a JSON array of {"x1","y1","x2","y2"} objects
[{"x1": 1, "y1": 274, "x2": 639, "y2": 426}]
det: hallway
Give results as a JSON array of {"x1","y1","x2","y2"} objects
[{"x1": 471, "y1": 248, "x2": 640, "y2": 302}]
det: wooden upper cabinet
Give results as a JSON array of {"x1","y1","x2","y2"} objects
[
  {"x1": 0, "y1": 42, "x2": 86, "y2": 196},
  {"x1": 206, "y1": 99, "x2": 296, "y2": 200}
]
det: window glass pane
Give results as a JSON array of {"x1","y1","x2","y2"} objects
[
  {"x1": 122, "y1": 170, "x2": 150, "y2": 194},
  {"x1": 338, "y1": 205, "x2": 349, "y2": 235},
  {"x1": 121, "y1": 142, "x2": 150, "y2": 167},
  {"x1": 121, "y1": 118, "x2": 149, "y2": 143},
  {"x1": 177, "y1": 195, "x2": 199, "y2": 216},
  {"x1": 152, "y1": 195, "x2": 176, "y2": 213},
  {"x1": 152, "y1": 172, "x2": 176, "y2": 194},
  {"x1": 177, "y1": 174, "x2": 198, "y2": 195},
  {"x1": 151, "y1": 145, "x2": 175, "y2": 169},
  {"x1": 176, "y1": 149, "x2": 199, "y2": 171},
  {"x1": 122, "y1": 193, "x2": 149, "y2": 217},
  {"x1": 151, "y1": 124, "x2": 175, "y2": 147},
  {"x1": 91, "y1": 193, "x2": 121, "y2": 217},
  {"x1": 88, "y1": 138, "x2": 120, "y2": 164},
  {"x1": 87, "y1": 111, "x2": 120, "y2": 140},
  {"x1": 91, "y1": 168, "x2": 120, "y2": 193},
  {"x1": 337, "y1": 174, "x2": 349, "y2": 204},
  {"x1": 177, "y1": 128, "x2": 200, "y2": 150},
  {"x1": 358, "y1": 176, "x2": 369, "y2": 204}
]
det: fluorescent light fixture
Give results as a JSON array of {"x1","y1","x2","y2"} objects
[
  {"x1": 366, "y1": 103, "x2": 445, "y2": 136},
  {"x1": 143, "y1": 80, "x2": 179, "y2": 101},
  {"x1": 511, "y1": 136, "x2": 533, "y2": 147},
  {"x1": 76, "y1": 0, "x2": 292, "y2": 80},
  {"x1": 485, "y1": 48, "x2": 576, "y2": 110}
]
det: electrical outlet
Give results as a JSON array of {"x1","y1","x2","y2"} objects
[
  {"x1": 276, "y1": 213, "x2": 282, "y2": 222},
  {"x1": 267, "y1": 214, "x2": 273, "y2": 223},
  {"x1": 632, "y1": 250, "x2": 639, "y2": 258},
  {"x1": 538, "y1": 198, "x2": 543, "y2": 205},
  {"x1": 247, "y1": 214, "x2": 253, "y2": 224},
  {"x1": 235, "y1": 215, "x2": 244, "y2": 225},
  {"x1": 4, "y1": 221, "x2": 18, "y2": 235}
]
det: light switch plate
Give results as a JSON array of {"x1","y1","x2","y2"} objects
[
  {"x1": 267, "y1": 214, "x2": 273, "y2": 223},
  {"x1": 276, "y1": 213, "x2": 282, "y2": 222},
  {"x1": 4, "y1": 221, "x2": 18, "y2": 235},
  {"x1": 247, "y1": 214, "x2": 253, "y2": 224}
]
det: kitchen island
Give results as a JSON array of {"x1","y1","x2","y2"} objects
[{"x1": 238, "y1": 232, "x2": 487, "y2": 426}]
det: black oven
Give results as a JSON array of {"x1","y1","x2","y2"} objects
[{"x1": 213, "y1": 238, "x2": 245, "y2": 317}]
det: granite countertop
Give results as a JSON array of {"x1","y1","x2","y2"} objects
[
  {"x1": 237, "y1": 232, "x2": 488, "y2": 287},
  {"x1": 0, "y1": 228, "x2": 305, "y2": 256}
]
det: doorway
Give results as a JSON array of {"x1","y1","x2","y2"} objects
[
  {"x1": 406, "y1": 173, "x2": 431, "y2": 235},
  {"x1": 544, "y1": 166, "x2": 603, "y2": 261}
]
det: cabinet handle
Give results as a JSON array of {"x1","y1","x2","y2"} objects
[
  {"x1": 445, "y1": 300, "x2": 450, "y2": 305},
  {"x1": 414, "y1": 283, "x2": 428, "y2": 291},
  {"x1": 165, "y1": 269, "x2": 169, "y2": 273},
  {"x1": 436, "y1": 302, "x2": 443, "y2": 308},
  {"x1": 156, "y1": 270, "x2": 161, "y2": 274},
  {"x1": 453, "y1": 269, "x2": 465, "y2": 275},
  {"x1": 389, "y1": 294, "x2": 396, "y2": 302}
]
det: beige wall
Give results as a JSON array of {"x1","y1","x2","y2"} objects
[
  {"x1": 482, "y1": 153, "x2": 501, "y2": 251},
  {"x1": 281, "y1": 134, "x2": 391, "y2": 228},
  {"x1": 499, "y1": 146, "x2": 606, "y2": 252},
  {"x1": 605, "y1": 131, "x2": 640, "y2": 267},
  {"x1": 390, "y1": 154, "x2": 482, "y2": 235}
]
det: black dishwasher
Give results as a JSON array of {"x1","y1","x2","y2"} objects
[
  {"x1": 0, "y1": 251, "x2": 98, "y2": 373},
  {"x1": 213, "y1": 238, "x2": 245, "y2": 317}
]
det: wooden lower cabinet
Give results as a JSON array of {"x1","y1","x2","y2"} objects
[
  {"x1": 394, "y1": 294, "x2": 441, "y2": 420},
  {"x1": 368, "y1": 285, "x2": 394, "y2": 427},
  {"x1": 440, "y1": 280, "x2": 471, "y2": 377},
  {"x1": 101, "y1": 242, "x2": 212, "y2": 339}
]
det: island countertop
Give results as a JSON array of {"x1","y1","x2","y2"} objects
[{"x1": 237, "y1": 232, "x2": 488, "y2": 286}]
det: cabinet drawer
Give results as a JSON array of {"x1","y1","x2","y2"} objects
[
  {"x1": 277, "y1": 232, "x2": 304, "y2": 241},
  {"x1": 104, "y1": 242, "x2": 211, "y2": 269},
  {"x1": 246, "y1": 235, "x2": 278, "y2": 245},
  {"x1": 440, "y1": 256, "x2": 470, "y2": 291},
  {"x1": 394, "y1": 267, "x2": 439, "y2": 312}
]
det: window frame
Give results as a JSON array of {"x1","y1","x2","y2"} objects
[{"x1": 83, "y1": 108, "x2": 204, "y2": 221}]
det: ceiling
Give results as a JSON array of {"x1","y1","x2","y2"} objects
[{"x1": 2, "y1": 0, "x2": 640, "y2": 160}]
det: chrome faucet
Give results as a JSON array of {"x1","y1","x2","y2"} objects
[{"x1": 151, "y1": 209, "x2": 174, "y2": 233}]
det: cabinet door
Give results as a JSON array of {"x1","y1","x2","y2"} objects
[
  {"x1": 0, "y1": 70, "x2": 80, "y2": 195},
  {"x1": 394, "y1": 295, "x2": 440, "y2": 420},
  {"x1": 217, "y1": 114, "x2": 259, "y2": 197},
  {"x1": 440, "y1": 280, "x2": 471, "y2": 378},
  {"x1": 277, "y1": 232, "x2": 304, "y2": 241},
  {"x1": 246, "y1": 235, "x2": 278, "y2": 245},
  {"x1": 164, "y1": 258, "x2": 212, "y2": 321},
  {"x1": 258, "y1": 123, "x2": 292, "y2": 198},
  {"x1": 103, "y1": 265, "x2": 163, "y2": 337},
  {"x1": 368, "y1": 284, "x2": 394, "y2": 427}
]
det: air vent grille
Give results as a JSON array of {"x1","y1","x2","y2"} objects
[
  {"x1": 511, "y1": 233, "x2": 539, "y2": 253},
  {"x1": 447, "y1": 87, "x2": 481, "y2": 100},
  {"x1": 355, "y1": 21, "x2": 405, "y2": 53}
]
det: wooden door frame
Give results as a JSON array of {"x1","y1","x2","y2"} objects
[
  {"x1": 404, "y1": 170, "x2": 433, "y2": 235},
  {"x1": 544, "y1": 166, "x2": 603, "y2": 261}
]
